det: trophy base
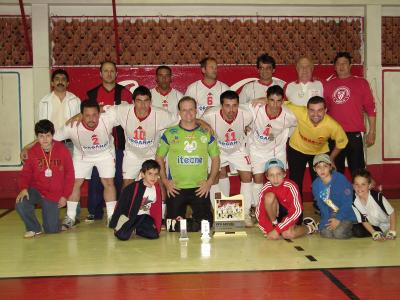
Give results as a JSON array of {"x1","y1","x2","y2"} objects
[{"x1": 213, "y1": 231, "x2": 247, "y2": 237}]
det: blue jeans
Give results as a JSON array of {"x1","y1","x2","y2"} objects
[
  {"x1": 88, "y1": 149, "x2": 123, "y2": 218},
  {"x1": 15, "y1": 188, "x2": 60, "y2": 233}
]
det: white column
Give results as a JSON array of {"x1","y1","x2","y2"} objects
[
  {"x1": 31, "y1": 3, "x2": 50, "y2": 121},
  {"x1": 364, "y1": 4, "x2": 382, "y2": 164}
]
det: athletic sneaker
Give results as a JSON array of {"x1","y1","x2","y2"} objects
[
  {"x1": 303, "y1": 217, "x2": 318, "y2": 234},
  {"x1": 244, "y1": 215, "x2": 254, "y2": 227},
  {"x1": 24, "y1": 231, "x2": 42, "y2": 238},
  {"x1": 85, "y1": 214, "x2": 95, "y2": 223},
  {"x1": 61, "y1": 216, "x2": 76, "y2": 231}
]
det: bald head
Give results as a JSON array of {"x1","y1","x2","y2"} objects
[{"x1": 296, "y1": 57, "x2": 314, "y2": 83}]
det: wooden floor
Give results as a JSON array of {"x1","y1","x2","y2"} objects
[{"x1": 1, "y1": 202, "x2": 400, "y2": 299}]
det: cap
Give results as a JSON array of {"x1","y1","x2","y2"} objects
[
  {"x1": 265, "y1": 158, "x2": 285, "y2": 172},
  {"x1": 313, "y1": 154, "x2": 332, "y2": 167}
]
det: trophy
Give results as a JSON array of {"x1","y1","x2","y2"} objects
[
  {"x1": 201, "y1": 220, "x2": 211, "y2": 241},
  {"x1": 179, "y1": 219, "x2": 189, "y2": 241}
]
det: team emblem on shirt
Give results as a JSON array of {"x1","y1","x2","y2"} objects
[
  {"x1": 332, "y1": 86, "x2": 351, "y2": 104},
  {"x1": 128, "y1": 126, "x2": 152, "y2": 147},
  {"x1": 219, "y1": 128, "x2": 238, "y2": 148},
  {"x1": 184, "y1": 140, "x2": 197, "y2": 153},
  {"x1": 91, "y1": 134, "x2": 99, "y2": 145},
  {"x1": 254, "y1": 124, "x2": 273, "y2": 143}
]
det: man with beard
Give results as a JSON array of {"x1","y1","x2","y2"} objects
[{"x1": 54, "y1": 100, "x2": 118, "y2": 229}]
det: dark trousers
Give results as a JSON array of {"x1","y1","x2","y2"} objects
[
  {"x1": 166, "y1": 188, "x2": 213, "y2": 225},
  {"x1": 287, "y1": 145, "x2": 318, "y2": 200},
  {"x1": 15, "y1": 188, "x2": 60, "y2": 233},
  {"x1": 134, "y1": 214, "x2": 159, "y2": 239},
  {"x1": 331, "y1": 132, "x2": 365, "y2": 176},
  {"x1": 88, "y1": 149, "x2": 123, "y2": 218},
  {"x1": 352, "y1": 223, "x2": 381, "y2": 237}
]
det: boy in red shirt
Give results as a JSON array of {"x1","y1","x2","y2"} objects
[
  {"x1": 16, "y1": 120, "x2": 74, "y2": 238},
  {"x1": 256, "y1": 158, "x2": 317, "y2": 240}
]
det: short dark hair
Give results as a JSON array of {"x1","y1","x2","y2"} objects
[
  {"x1": 266, "y1": 85, "x2": 284, "y2": 98},
  {"x1": 100, "y1": 61, "x2": 117, "y2": 72},
  {"x1": 307, "y1": 96, "x2": 326, "y2": 108},
  {"x1": 51, "y1": 69, "x2": 69, "y2": 82},
  {"x1": 132, "y1": 85, "x2": 152, "y2": 101},
  {"x1": 220, "y1": 90, "x2": 239, "y2": 105},
  {"x1": 156, "y1": 65, "x2": 172, "y2": 75},
  {"x1": 178, "y1": 96, "x2": 197, "y2": 110},
  {"x1": 334, "y1": 52, "x2": 352, "y2": 65},
  {"x1": 141, "y1": 159, "x2": 161, "y2": 173},
  {"x1": 80, "y1": 99, "x2": 100, "y2": 114},
  {"x1": 257, "y1": 53, "x2": 276, "y2": 69},
  {"x1": 352, "y1": 168, "x2": 372, "y2": 184},
  {"x1": 35, "y1": 119, "x2": 55, "y2": 136},
  {"x1": 199, "y1": 57, "x2": 217, "y2": 69}
]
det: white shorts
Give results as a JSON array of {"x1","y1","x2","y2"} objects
[
  {"x1": 220, "y1": 149, "x2": 252, "y2": 172},
  {"x1": 74, "y1": 156, "x2": 115, "y2": 179},
  {"x1": 250, "y1": 146, "x2": 287, "y2": 174},
  {"x1": 123, "y1": 151, "x2": 154, "y2": 179}
]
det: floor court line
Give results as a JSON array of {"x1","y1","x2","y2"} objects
[{"x1": 320, "y1": 269, "x2": 360, "y2": 300}]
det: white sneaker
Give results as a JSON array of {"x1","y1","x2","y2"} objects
[
  {"x1": 24, "y1": 231, "x2": 42, "y2": 238},
  {"x1": 61, "y1": 216, "x2": 76, "y2": 231},
  {"x1": 244, "y1": 215, "x2": 254, "y2": 227},
  {"x1": 303, "y1": 217, "x2": 318, "y2": 234}
]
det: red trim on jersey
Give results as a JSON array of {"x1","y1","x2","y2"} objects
[
  {"x1": 265, "y1": 106, "x2": 282, "y2": 120},
  {"x1": 295, "y1": 79, "x2": 315, "y2": 84},
  {"x1": 134, "y1": 107, "x2": 151, "y2": 122},
  {"x1": 219, "y1": 108, "x2": 237, "y2": 125},
  {"x1": 258, "y1": 79, "x2": 273, "y2": 87},
  {"x1": 201, "y1": 79, "x2": 217, "y2": 89},
  {"x1": 155, "y1": 86, "x2": 172, "y2": 96},
  {"x1": 81, "y1": 120, "x2": 99, "y2": 132}
]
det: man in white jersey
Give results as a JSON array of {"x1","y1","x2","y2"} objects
[
  {"x1": 54, "y1": 100, "x2": 119, "y2": 229},
  {"x1": 202, "y1": 90, "x2": 254, "y2": 225},
  {"x1": 106, "y1": 85, "x2": 178, "y2": 187},
  {"x1": 150, "y1": 65, "x2": 183, "y2": 116},
  {"x1": 185, "y1": 57, "x2": 229, "y2": 117},
  {"x1": 284, "y1": 57, "x2": 323, "y2": 107},
  {"x1": 239, "y1": 53, "x2": 285, "y2": 104},
  {"x1": 248, "y1": 85, "x2": 297, "y2": 210}
]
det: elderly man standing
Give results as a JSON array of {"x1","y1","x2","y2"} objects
[
  {"x1": 324, "y1": 52, "x2": 376, "y2": 175},
  {"x1": 284, "y1": 57, "x2": 323, "y2": 107}
]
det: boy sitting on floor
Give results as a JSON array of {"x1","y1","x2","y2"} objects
[
  {"x1": 256, "y1": 158, "x2": 317, "y2": 240},
  {"x1": 312, "y1": 154, "x2": 356, "y2": 239},
  {"x1": 352, "y1": 168, "x2": 397, "y2": 241},
  {"x1": 109, "y1": 160, "x2": 162, "y2": 240}
]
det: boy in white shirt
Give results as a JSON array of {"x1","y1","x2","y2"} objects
[{"x1": 352, "y1": 168, "x2": 397, "y2": 240}]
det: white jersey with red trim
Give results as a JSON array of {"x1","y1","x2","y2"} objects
[
  {"x1": 53, "y1": 113, "x2": 116, "y2": 160},
  {"x1": 150, "y1": 87, "x2": 183, "y2": 116},
  {"x1": 239, "y1": 78, "x2": 285, "y2": 104},
  {"x1": 248, "y1": 103, "x2": 297, "y2": 151},
  {"x1": 202, "y1": 105, "x2": 253, "y2": 154},
  {"x1": 107, "y1": 104, "x2": 178, "y2": 158},
  {"x1": 185, "y1": 79, "x2": 229, "y2": 117},
  {"x1": 284, "y1": 80, "x2": 323, "y2": 107}
]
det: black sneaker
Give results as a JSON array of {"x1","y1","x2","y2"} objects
[{"x1": 85, "y1": 214, "x2": 95, "y2": 223}]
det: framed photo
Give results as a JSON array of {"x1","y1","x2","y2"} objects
[{"x1": 213, "y1": 193, "x2": 246, "y2": 235}]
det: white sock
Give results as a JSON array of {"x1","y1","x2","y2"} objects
[
  {"x1": 162, "y1": 202, "x2": 166, "y2": 219},
  {"x1": 209, "y1": 184, "x2": 220, "y2": 209},
  {"x1": 218, "y1": 177, "x2": 230, "y2": 197},
  {"x1": 67, "y1": 201, "x2": 78, "y2": 220},
  {"x1": 252, "y1": 183, "x2": 263, "y2": 207},
  {"x1": 106, "y1": 201, "x2": 117, "y2": 219},
  {"x1": 240, "y1": 182, "x2": 253, "y2": 216}
]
